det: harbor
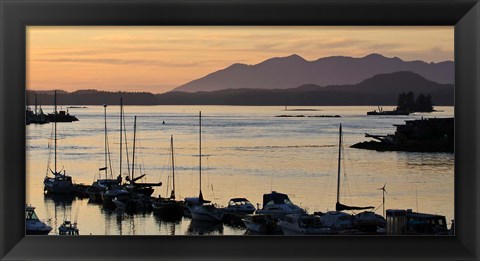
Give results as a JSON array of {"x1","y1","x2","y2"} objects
[{"x1": 26, "y1": 105, "x2": 454, "y2": 235}]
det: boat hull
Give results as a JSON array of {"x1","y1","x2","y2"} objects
[
  {"x1": 152, "y1": 201, "x2": 184, "y2": 220},
  {"x1": 190, "y1": 206, "x2": 224, "y2": 222},
  {"x1": 44, "y1": 177, "x2": 75, "y2": 194}
]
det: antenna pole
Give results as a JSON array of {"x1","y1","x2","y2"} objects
[
  {"x1": 171, "y1": 135, "x2": 175, "y2": 199},
  {"x1": 104, "y1": 104, "x2": 108, "y2": 179},
  {"x1": 336, "y1": 124, "x2": 342, "y2": 203},
  {"x1": 119, "y1": 98, "x2": 123, "y2": 177},
  {"x1": 54, "y1": 90, "x2": 57, "y2": 174},
  {"x1": 199, "y1": 111, "x2": 202, "y2": 199},
  {"x1": 131, "y1": 116, "x2": 137, "y2": 180}
]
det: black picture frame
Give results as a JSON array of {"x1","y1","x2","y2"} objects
[{"x1": 1, "y1": 0, "x2": 479, "y2": 260}]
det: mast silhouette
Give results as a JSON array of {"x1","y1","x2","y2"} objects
[
  {"x1": 119, "y1": 98, "x2": 123, "y2": 178},
  {"x1": 103, "y1": 104, "x2": 108, "y2": 179},
  {"x1": 170, "y1": 135, "x2": 176, "y2": 199},
  {"x1": 131, "y1": 115, "x2": 137, "y2": 181},
  {"x1": 54, "y1": 90, "x2": 57, "y2": 175},
  {"x1": 336, "y1": 124, "x2": 342, "y2": 204},
  {"x1": 335, "y1": 124, "x2": 374, "y2": 212},
  {"x1": 199, "y1": 111, "x2": 203, "y2": 202}
]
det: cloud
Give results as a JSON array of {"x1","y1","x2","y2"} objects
[{"x1": 32, "y1": 58, "x2": 202, "y2": 67}]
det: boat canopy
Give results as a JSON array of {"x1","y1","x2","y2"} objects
[{"x1": 263, "y1": 191, "x2": 294, "y2": 206}]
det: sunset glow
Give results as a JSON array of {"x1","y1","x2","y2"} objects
[{"x1": 27, "y1": 26, "x2": 453, "y2": 93}]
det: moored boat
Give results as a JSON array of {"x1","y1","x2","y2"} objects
[
  {"x1": 26, "y1": 205, "x2": 52, "y2": 235},
  {"x1": 43, "y1": 91, "x2": 75, "y2": 195},
  {"x1": 58, "y1": 220, "x2": 79, "y2": 235},
  {"x1": 278, "y1": 214, "x2": 333, "y2": 235},
  {"x1": 188, "y1": 111, "x2": 224, "y2": 222},
  {"x1": 255, "y1": 191, "x2": 306, "y2": 220},
  {"x1": 190, "y1": 204, "x2": 224, "y2": 222},
  {"x1": 152, "y1": 136, "x2": 184, "y2": 220},
  {"x1": 223, "y1": 198, "x2": 256, "y2": 215},
  {"x1": 242, "y1": 214, "x2": 280, "y2": 234}
]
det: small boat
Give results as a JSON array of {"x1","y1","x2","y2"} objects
[
  {"x1": 255, "y1": 191, "x2": 306, "y2": 220},
  {"x1": 152, "y1": 135, "x2": 184, "y2": 220},
  {"x1": 316, "y1": 211, "x2": 354, "y2": 231},
  {"x1": 190, "y1": 204, "x2": 224, "y2": 222},
  {"x1": 367, "y1": 106, "x2": 409, "y2": 116},
  {"x1": 354, "y1": 211, "x2": 386, "y2": 233},
  {"x1": 26, "y1": 205, "x2": 52, "y2": 235},
  {"x1": 242, "y1": 214, "x2": 280, "y2": 234},
  {"x1": 89, "y1": 104, "x2": 123, "y2": 202},
  {"x1": 188, "y1": 111, "x2": 224, "y2": 222},
  {"x1": 111, "y1": 190, "x2": 132, "y2": 209},
  {"x1": 123, "y1": 116, "x2": 162, "y2": 197},
  {"x1": 74, "y1": 183, "x2": 90, "y2": 198},
  {"x1": 46, "y1": 95, "x2": 79, "y2": 123},
  {"x1": 101, "y1": 185, "x2": 129, "y2": 205},
  {"x1": 113, "y1": 192, "x2": 152, "y2": 212},
  {"x1": 43, "y1": 91, "x2": 75, "y2": 195},
  {"x1": 278, "y1": 214, "x2": 333, "y2": 235},
  {"x1": 221, "y1": 198, "x2": 256, "y2": 226},
  {"x1": 223, "y1": 198, "x2": 256, "y2": 215},
  {"x1": 58, "y1": 220, "x2": 79, "y2": 235}
]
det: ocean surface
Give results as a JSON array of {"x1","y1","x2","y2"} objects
[{"x1": 26, "y1": 105, "x2": 454, "y2": 235}]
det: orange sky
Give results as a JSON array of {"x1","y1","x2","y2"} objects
[{"x1": 27, "y1": 26, "x2": 453, "y2": 93}]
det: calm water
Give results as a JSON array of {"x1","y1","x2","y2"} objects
[{"x1": 26, "y1": 105, "x2": 454, "y2": 235}]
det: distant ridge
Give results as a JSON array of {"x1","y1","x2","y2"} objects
[
  {"x1": 172, "y1": 53, "x2": 454, "y2": 92},
  {"x1": 28, "y1": 71, "x2": 453, "y2": 106}
]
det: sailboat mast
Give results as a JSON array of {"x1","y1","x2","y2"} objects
[
  {"x1": 54, "y1": 90, "x2": 57, "y2": 174},
  {"x1": 199, "y1": 111, "x2": 202, "y2": 200},
  {"x1": 336, "y1": 124, "x2": 342, "y2": 203},
  {"x1": 171, "y1": 135, "x2": 175, "y2": 199},
  {"x1": 104, "y1": 105, "x2": 108, "y2": 179},
  {"x1": 119, "y1": 98, "x2": 123, "y2": 177},
  {"x1": 131, "y1": 115, "x2": 137, "y2": 180}
]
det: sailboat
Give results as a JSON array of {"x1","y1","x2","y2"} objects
[
  {"x1": 152, "y1": 135, "x2": 184, "y2": 220},
  {"x1": 123, "y1": 116, "x2": 162, "y2": 196},
  {"x1": 188, "y1": 112, "x2": 224, "y2": 222},
  {"x1": 325, "y1": 124, "x2": 385, "y2": 233},
  {"x1": 88, "y1": 104, "x2": 122, "y2": 202},
  {"x1": 43, "y1": 91, "x2": 76, "y2": 195}
]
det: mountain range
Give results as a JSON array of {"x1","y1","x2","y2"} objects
[
  {"x1": 172, "y1": 53, "x2": 454, "y2": 92},
  {"x1": 27, "y1": 71, "x2": 454, "y2": 106}
]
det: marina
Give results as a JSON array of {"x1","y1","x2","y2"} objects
[{"x1": 26, "y1": 105, "x2": 454, "y2": 235}]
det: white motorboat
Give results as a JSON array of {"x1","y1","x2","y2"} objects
[
  {"x1": 317, "y1": 211, "x2": 354, "y2": 230},
  {"x1": 26, "y1": 205, "x2": 52, "y2": 235},
  {"x1": 242, "y1": 214, "x2": 280, "y2": 234},
  {"x1": 190, "y1": 204, "x2": 224, "y2": 222},
  {"x1": 255, "y1": 191, "x2": 306, "y2": 220},
  {"x1": 278, "y1": 214, "x2": 333, "y2": 235},
  {"x1": 223, "y1": 198, "x2": 256, "y2": 215}
]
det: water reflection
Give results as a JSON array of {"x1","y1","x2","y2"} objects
[
  {"x1": 153, "y1": 215, "x2": 181, "y2": 235},
  {"x1": 27, "y1": 106, "x2": 455, "y2": 235},
  {"x1": 187, "y1": 220, "x2": 224, "y2": 235}
]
